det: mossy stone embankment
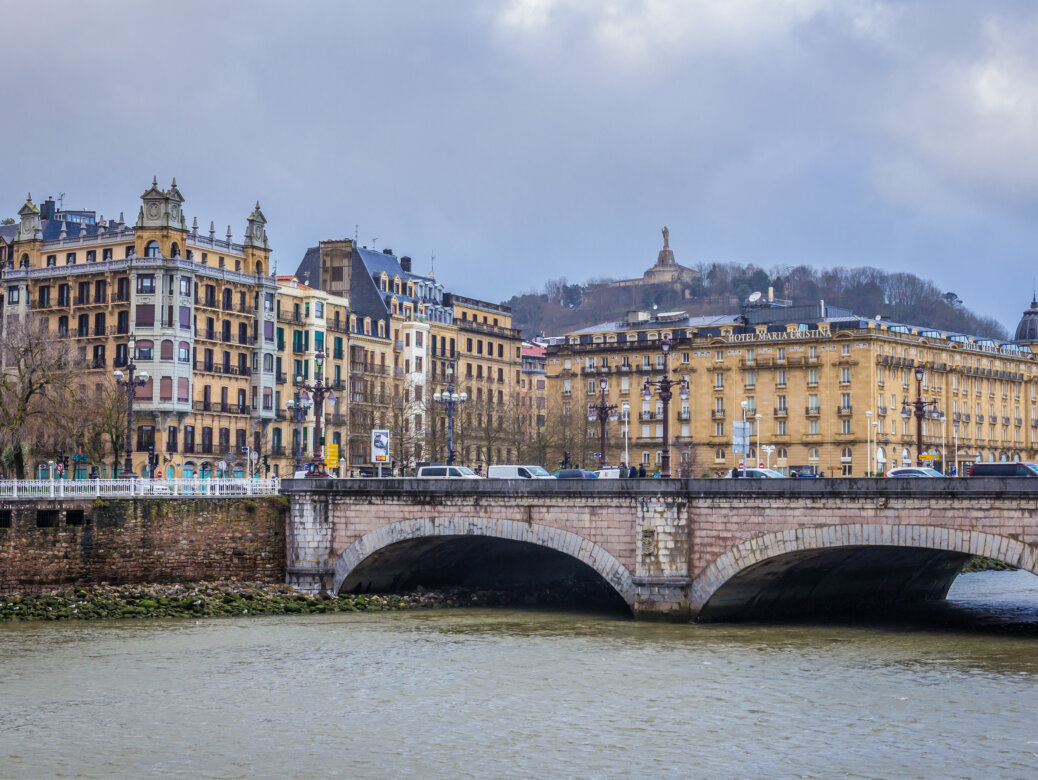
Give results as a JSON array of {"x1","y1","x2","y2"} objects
[{"x1": 0, "y1": 581, "x2": 523, "y2": 622}]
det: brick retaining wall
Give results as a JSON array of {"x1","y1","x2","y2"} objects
[{"x1": 0, "y1": 497, "x2": 287, "y2": 595}]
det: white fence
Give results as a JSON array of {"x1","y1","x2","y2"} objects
[{"x1": 0, "y1": 477, "x2": 281, "y2": 499}]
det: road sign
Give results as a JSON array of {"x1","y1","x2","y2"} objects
[
  {"x1": 55, "y1": 463, "x2": 64, "y2": 475},
  {"x1": 70, "y1": 454, "x2": 87, "y2": 463},
  {"x1": 371, "y1": 430, "x2": 390, "y2": 463},
  {"x1": 919, "y1": 454, "x2": 935, "y2": 461},
  {"x1": 325, "y1": 443, "x2": 339, "y2": 469}
]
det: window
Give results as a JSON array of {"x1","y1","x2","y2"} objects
[
  {"x1": 137, "y1": 275, "x2": 155, "y2": 294},
  {"x1": 809, "y1": 346, "x2": 818, "y2": 360},
  {"x1": 841, "y1": 419, "x2": 851, "y2": 434},
  {"x1": 160, "y1": 340, "x2": 174, "y2": 360},
  {"x1": 776, "y1": 370, "x2": 786, "y2": 387},
  {"x1": 809, "y1": 419, "x2": 819, "y2": 434},
  {"x1": 159, "y1": 377, "x2": 173, "y2": 401},
  {"x1": 777, "y1": 420, "x2": 787, "y2": 435},
  {"x1": 745, "y1": 370, "x2": 755, "y2": 388},
  {"x1": 714, "y1": 373, "x2": 724, "y2": 388},
  {"x1": 7, "y1": 286, "x2": 19, "y2": 304},
  {"x1": 808, "y1": 368, "x2": 819, "y2": 385},
  {"x1": 135, "y1": 340, "x2": 154, "y2": 360},
  {"x1": 841, "y1": 367, "x2": 851, "y2": 384},
  {"x1": 841, "y1": 344, "x2": 850, "y2": 355},
  {"x1": 715, "y1": 448, "x2": 726, "y2": 461},
  {"x1": 145, "y1": 241, "x2": 161, "y2": 258},
  {"x1": 135, "y1": 304, "x2": 155, "y2": 327}
]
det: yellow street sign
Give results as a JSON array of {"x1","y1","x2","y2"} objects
[{"x1": 325, "y1": 443, "x2": 339, "y2": 469}]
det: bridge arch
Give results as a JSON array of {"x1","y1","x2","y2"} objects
[
  {"x1": 332, "y1": 517, "x2": 636, "y2": 607},
  {"x1": 691, "y1": 524, "x2": 1038, "y2": 621}
]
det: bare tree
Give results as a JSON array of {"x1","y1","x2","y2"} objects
[{"x1": 0, "y1": 317, "x2": 81, "y2": 477}]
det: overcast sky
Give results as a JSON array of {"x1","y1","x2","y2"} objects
[{"x1": 4, "y1": 0, "x2": 1038, "y2": 328}]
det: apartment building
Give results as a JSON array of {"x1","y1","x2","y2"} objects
[{"x1": 1, "y1": 182, "x2": 276, "y2": 477}]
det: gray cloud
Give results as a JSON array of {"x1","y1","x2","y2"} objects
[{"x1": 4, "y1": 0, "x2": 1038, "y2": 328}]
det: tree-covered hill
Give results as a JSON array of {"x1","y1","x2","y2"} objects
[{"x1": 504, "y1": 264, "x2": 1008, "y2": 341}]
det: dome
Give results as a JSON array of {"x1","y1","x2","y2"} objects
[{"x1": 1013, "y1": 297, "x2": 1038, "y2": 342}]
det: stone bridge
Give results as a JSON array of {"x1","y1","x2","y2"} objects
[{"x1": 281, "y1": 479, "x2": 1038, "y2": 621}]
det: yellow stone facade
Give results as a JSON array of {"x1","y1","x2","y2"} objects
[
  {"x1": 546, "y1": 306, "x2": 1038, "y2": 476},
  {"x1": 2, "y1": 182, "x2": 276, "y2": 478}
]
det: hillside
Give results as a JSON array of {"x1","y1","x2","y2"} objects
[{"x1": 504, "y1": 263, "x2": 1009, "y2": 341}]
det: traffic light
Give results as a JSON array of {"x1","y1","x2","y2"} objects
[{"x1": 148, "y1": 445, "x2": 156, "y2": 477}]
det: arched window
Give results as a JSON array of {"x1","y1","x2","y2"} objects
[
  {"x1": 20, "y1": 253, "x2": 29, "y2": 268},
  {"x1": 178, "y1": 341, "x2": 190, "y2": 363},
  {"x1": 776, "y1": 447, "x2": 787, "y2": 460},
  {"x1": 715, "y1": 448, "x2": 726, "y2": 461},
  {"x1": 808, "y1": 448, "x2": 820, "y2": 461},
  {"x1": 902, "y1": 448, "x2": 911, "y2": 466},
  {"x1": 170, "y1": 242, "x2": 180, "y2": 258},
  {"x1": 256, "y1": 260, "x2": 263, "y2": 275},
  {"x1": 160, "y1": 340, "x2": 174, "y2": 360},
  {"x1": 841, "y1": 447, "x2": 853, "y2": 460},
  {"x1": 145, "y1": 241, "x2": 160, "y2": 258}
]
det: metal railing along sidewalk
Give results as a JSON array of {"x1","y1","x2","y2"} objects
[{"x1": 0, "y1": 477, "x2": 281, "y2": 499}]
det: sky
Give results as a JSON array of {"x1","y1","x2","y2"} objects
[{"x1": 4, "y1": 0, "x2": 1038, "y2": 329}]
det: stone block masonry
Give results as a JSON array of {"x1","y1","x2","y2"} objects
[{"x1": 0, "y1": 497, "x2": 287, "y2": 595}]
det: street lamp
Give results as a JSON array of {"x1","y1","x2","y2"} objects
[
  {"x1": 865, "y1": 409, "x2": 872, "y2": 477},
  {"x1": 621, "y1": 401, "x2": 630, "y2": 468},
  {"x1": 954, "y1": 423, "x2": 960, "y2": 476},
  {"x1": 901, "y1": 366, "x2": 942, "y2": 467},
  {"x1": 754, "y1": 412, "x2": 762, "y2": 467},
  {"x1": 295, "y1": 351, "x2": 337, "y2": 474},
  {"x1": 113, "y1": 333, "x2": 149, "y2": 478},
  {"x1": 642, "y1": 335, "x2": 689, "y2": 478},
  {"x1": 432, "y1": 364, "x2": 467, "y2": 465},
  {"x1": 940, "y1": 415, "x2": 947, "y2": 474},
  {"x1": 872, "y1": 420, "x2": 880, "y2": 475},
  {"x1": 285, "y1": 390, "x2": 312, "y2": 474},
  {"x1": 589, "y1": 374, "x2": 620, "y2": 469}
]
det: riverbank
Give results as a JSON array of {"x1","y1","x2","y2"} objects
[{"x1": 0, "y1": 581, "x2": 535, "y2": 622}]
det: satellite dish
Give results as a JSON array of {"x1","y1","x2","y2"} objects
[
  {"x1": 748, "y1": 291, "x2": 762, "y2": 303},
  {"x1": 875, "y1": 314, "x2": 882, "y2": 321}
]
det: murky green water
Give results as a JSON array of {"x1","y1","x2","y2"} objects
[{"x1": 2, "y1": 571, "x2": 1037, "y2": 779}]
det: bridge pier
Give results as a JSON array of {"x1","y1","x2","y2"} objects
[
  {"x1": 632, "y1": 576, "x2": 691, "y2": 621},
  {"x1": 285, "y1": 493, "x2": 334, "y2": 594}
]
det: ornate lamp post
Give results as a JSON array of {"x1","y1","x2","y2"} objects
[
  {"x1": 113, "y1": 333, "x2": 149, "y2": 478},
  {"x1": 433, "y1": 364, "x2": 467, "y2": 465},
  {"x1": 285, "y1": 391, "x2": 312, "y2": 473},
  {"x1": 588, "y1": 374, "x2": 619, "y2": 469},
  {"x1": 642, "y1": 335, "x2": 689, "y2": 478},
  {"x1": 901, "y1": 366, "x2": 942, "y2": 467},
  {"x1": 295, "y1": 350, "x2": 337, "y2": 473}
]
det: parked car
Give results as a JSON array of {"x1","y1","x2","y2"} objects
[
  {"x1": 416, "y1": 465, "x2": 483, "y2": 479},
  {"x1": 486, "y1": 465, "x2": 554, "y2": 479},
  {"x1": 723, "y1": 468, "x2": 786, "y2": 479},
  {"x1": 884, "y1": 467, "x2": 946, "y2": 478},
  {"x1": 593, "y1": 467, "x2": 624, "y2": 479},
  {"x1": 967, "y1": 462, "x2": 1038, "y2": 477},
  {"x1": 555, "y1": 468, "x2": 598, "y2": 479}
]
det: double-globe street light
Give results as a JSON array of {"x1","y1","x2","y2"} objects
[
  {"x1": 432, "y1": 364, "x2": 467, "y2": 466},
  {"x1": 113, "y1": 333, "x2": 149, "y2": 478},
  {"x1": 293, "y1": 350, "x2": 337, "y2": 474},
  {"x1": 588, "y1": 374, "x2": 619, "y2": 469},
  {"x1": 642, "y1": 335, "x2": 689, "y2": 478},
  {"x1": 901, "y1": 366, "x2": 942, "y2": 467},
  {"x1": 285, "y1": 391, "x2": 313, "y2": 474}
]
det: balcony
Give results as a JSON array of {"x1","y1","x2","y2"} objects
[
  {"x1": 806, "y1": 406, "x2": 821, "y2": 417},
  {"x1": 877, "y1": 405, "x2": 888, "y2": 416},
  {"x1": 976, "y1": 414, "x2": 984, "y2": 423},
  {"x1": 195, "y1": 296, "x2": 219, "y2": 309},
  {"x1": 837, "y1": 406, "x2": 853, "y2": 416},
  {"x1": 1015, "y1": 417, "x2": 1023, "y2": 426},
  {"x1": 677, "y1": 411, "x2": 690, "y2": 421},
  {"x1": 639, "y1": 411, "x2": 654, "y2": 421},
  {"x1": 271, "y1": 445, "x2": 287, "y2": 456},
  {"x1": 711, "y1": 409, "x2": 726, "y2": 420},
  {"x1": 1002, "y1": 417, "x2": 1011, "y2": 426},
  {"x1": 773, "y1": 407, "x2": 787, "y2": 418},
  {"x1": 276, "y1": 371, "x2": 287, "y2": 383}
]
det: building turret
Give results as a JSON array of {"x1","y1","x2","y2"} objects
[{"x1": 1013, "y1": 296, "x2": 1038, "y2": 344}]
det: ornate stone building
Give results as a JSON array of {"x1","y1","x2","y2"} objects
[
  {"x1": 546, "y1": 298, "x2": 1038, "y2": 476},
  {"x1": 1, "y1": 181, "x2": 277, "y2": 477}
]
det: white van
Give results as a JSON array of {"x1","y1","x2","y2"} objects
[
  {"x1": 416, "y1": 465, "x2": 482, "y2": 479},
  {"x1": 486, "y1": 465, "x2": 554, "y2": 479}
]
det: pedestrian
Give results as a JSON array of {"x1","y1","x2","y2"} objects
[
  {"x1": 628, "y1": 464, "x2": 638, "y2": 479},
  {"x1": 638, "y1": 464, "x2": 647, "y2": 478}
]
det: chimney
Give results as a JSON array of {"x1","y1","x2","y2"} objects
[
  {"x1": 41, "y1": 197, "x2": 56, "y2": 221},
  {"x1": 400, "y1": 256, "x2": 412, "y2": 272},
  {"x1": 768, "y1": 286, "x2": 774, "y2": 302},
  {"x1": 382, "y1": 248, "x2": 393, "y2": 255}
]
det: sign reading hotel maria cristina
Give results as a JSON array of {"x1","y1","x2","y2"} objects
[
  {"x1": 371, "y1": 430, "x2": 390, "y2": 463},
  {"x1": 725, "y1": 327, "x2": 831, "y2": 343}
]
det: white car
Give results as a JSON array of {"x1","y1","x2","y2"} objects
[
  {"x1": 416, "y1": 465, "x2": 483, "y2": 479},
  {"x1": 593, "y1": 467, "x2": 624, "y2": 479},
  {"x1": 884, "y1": 467, "x2": 945, "y2": 478},
  {"x1": 723, "y1": 468, "x2": 787, "y2": 479}
]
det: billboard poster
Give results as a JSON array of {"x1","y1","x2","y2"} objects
[{"x1": 371, "y1": 429, "x2": 390, "y2": 463}]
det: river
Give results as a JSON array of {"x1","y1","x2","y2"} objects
[{"x1": 2, "y1": 570, "x2": 1037, "y2": 779}]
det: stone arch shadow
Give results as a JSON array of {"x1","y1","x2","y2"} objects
[
  {"x1": 690, "y1": 524, "x2": 1038, "y2": 622},
  {"x1": 332, "y1": 517, "x2": 636, "y2": 608}
]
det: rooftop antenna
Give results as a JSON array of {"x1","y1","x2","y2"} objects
[
  {"x1": 430, "y1": 251, "x2": 436, "y2": 278},
  {"x1": 354, "y1": 224, "x2": 358, "y2": 243},
  {"x1": 372, "y1": 237, "x2": 378, "y2": 250},
  {"x1": 58, "y1": 192, "x2": 65, "y2": 210}
]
